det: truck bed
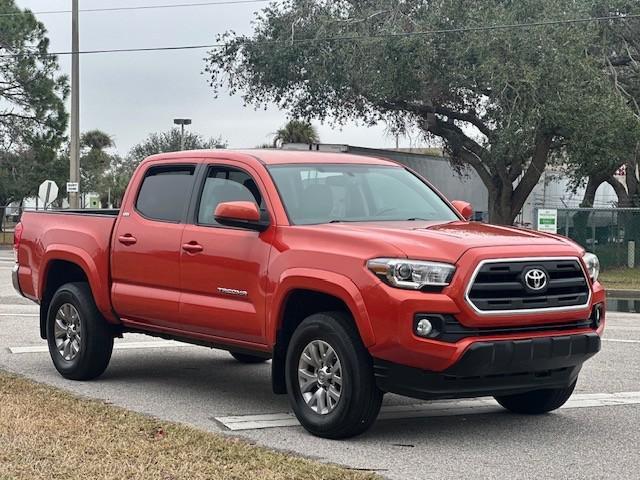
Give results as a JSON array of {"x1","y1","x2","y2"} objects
[{"x1": 15, "y1": 209, "x2": 119, "y2": 322}]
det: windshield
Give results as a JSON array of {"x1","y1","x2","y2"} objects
[{"x1": 268, "y1": 164, "x2": 459, "y2": 225}]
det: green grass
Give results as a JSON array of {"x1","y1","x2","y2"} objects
[
  {"x1": 0, "y1": 370, "x2": 378, "y2": 480},
  {"x1": 0, "y1": 231, "x2": 13, "y2": 246},
  {"x1": 599, "y1": 267, "x2": 640, "y2": 290}
]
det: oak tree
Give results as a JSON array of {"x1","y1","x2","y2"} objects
[{"x1": 206, "y1": 0, "x2": 633, "y2": 224}]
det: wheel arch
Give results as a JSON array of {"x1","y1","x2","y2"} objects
[
  {"x1": 39, "y1": 247, "x2": 117, "y2": 339},
  {"x1": 268, "y1": 269, "x2": 375, "y2": 394},
  {"x1": 269, "y1": 269, "x2": 375, "y2": 347}
]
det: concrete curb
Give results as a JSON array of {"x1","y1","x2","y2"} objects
[{"x1": 606, "y1": 289, "x2": 640, "y2": 299}]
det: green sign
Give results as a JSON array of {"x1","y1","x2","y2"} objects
[{"x1": 537, "y1": 209, "x2": 557, "y2": 234}]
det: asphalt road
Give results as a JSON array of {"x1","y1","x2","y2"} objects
[{"x1": 1, "y1": 251, "x2": 639, "y2": 479}]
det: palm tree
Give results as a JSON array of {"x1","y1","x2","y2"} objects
[
  {"x1": 81, "y1": 130, "x2": 114, "y2": 151},
  {"x1": 79, "y1": 130, "x2": 115, "y2": 196},
  {"x1": 273, "y1": 120, "x2": 319, "y2": 148}
]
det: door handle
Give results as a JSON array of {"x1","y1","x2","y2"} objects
[
  {"x1": 182, "y1": 242, "x2": 203, "y2": 254},
  {"x1": 118, "y1": 234, "x2": 137, "y2": 246}
]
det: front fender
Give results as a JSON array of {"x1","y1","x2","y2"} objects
[{"x1": 268, "y1": 268, "x2": 375, "y2": 347}]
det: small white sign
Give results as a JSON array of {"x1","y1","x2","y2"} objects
[
  {"x1": 66, "y1": 182, "x2": 80, "y2": 193},
  {"x1": 38, "y1": 180, "x2": 59, "y2": 207},
  {"x1": 537, "y1": 208, "x2": 558, "y2": 234}
]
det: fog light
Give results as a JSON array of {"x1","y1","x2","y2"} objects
[
  {"x1": 591, "y1": 304, "x2": 602, "y2": 327},
  {"x1": 415, "y1": 318, "x2": 433, "y2": 337}
]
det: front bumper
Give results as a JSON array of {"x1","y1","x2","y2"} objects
[{"x1": 374, "y1": 332, "x2": 601, "y2": 400}]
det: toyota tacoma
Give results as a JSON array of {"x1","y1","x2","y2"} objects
[{"x1": 13, "y1": 150, "x2": 604, "y2": 438}]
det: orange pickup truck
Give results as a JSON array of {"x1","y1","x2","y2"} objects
[{"x1": 13, "y1": 150, "x2": 604, "y2": 438}]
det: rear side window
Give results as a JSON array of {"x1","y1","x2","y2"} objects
[{"x1": 136, "y1": 165, "x2": 195, "y2": 222}]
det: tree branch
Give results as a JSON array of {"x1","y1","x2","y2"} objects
[
  {"x1": 417, "y1": 114, "x2": 494, "y2": 188},
  {"x1": 432, "y1": 105, "x2": 493, "y2": 138},
  {"x1": 512, "y1": 129, "x2": 553, "y2": 213},
  {"x1": 607, "y1": 175, "x2": 632, "y2": 207},
  {"x1": 381, "y1": 99, "x2": 493, "y2": 140}
]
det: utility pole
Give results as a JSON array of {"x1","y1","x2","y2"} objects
[
  {"x1": 69, "y1": 0, "x2": 80, "y2": 208},
  {"x1": 173, "y1": 118, "x2": 192, "y2": 150}
]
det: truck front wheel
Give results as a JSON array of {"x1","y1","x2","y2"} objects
[
  {"x1": 46, "y1": 282, "x2": 114, "y2": 381},
  {"x1": 285, "y1": 311, "x2": 383, "y2": 439},
  {"x1": 494, "y1": 381, "x2": 577, "y2": 414}
]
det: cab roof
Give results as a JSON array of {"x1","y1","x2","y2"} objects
[{"x1": 144, "y1": 149, "x2": 400, "y2": 167}]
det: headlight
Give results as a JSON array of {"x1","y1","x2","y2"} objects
[
  {"x1": 583, "y1": 252, "x2": 600, "y2": 282},
  {"x1": 367, "y1": 258, "x2": 456, "y2": 290}
]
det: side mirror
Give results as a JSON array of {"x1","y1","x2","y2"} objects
[
  {"x1": 451, "y1": 200, "x2": 473, "y2": 221},
  {"x1": 214, "y1": 201, "x2": 270, "y2": 232}
]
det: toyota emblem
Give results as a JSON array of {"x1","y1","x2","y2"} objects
[{"x1": 524, "y1": 268, "x2": 547, "y2": 291}]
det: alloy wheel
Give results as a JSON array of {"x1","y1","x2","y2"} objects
[
  {"x1": 298, "y1": 340, "x2": 343, "y2": 414},
  {"x1": 53, "y1": 303, "x2": 82, "y2": 361}
]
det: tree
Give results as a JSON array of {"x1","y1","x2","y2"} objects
[
  {"x1": 273, "y1": 119, "x2": 319, "y2": 147},
  {"x1": 598, "y1": 2, "x2": 640, "y2": 208},
  {"x1": 565, "y1": 2, "x2": 640, "y2": 209},
  {"x1": 92, "y1": 128, "x2": 229, "y2": 207},
  {"x1": 0, "y1": 147, "x2": 60, "y2": 206},
  {"x1": 80, "y1": 130, "x2": 115, "y2": 195},
  {"x1": 96, "y1": 155, "x2": 135, "y2": 208},
  {"x1": 564, "y1": 94, "x2": 640, "y2": 208},
  {"x1": 53, "y1": 130, "x2": 116, "y2": 205},
  {"x1": 128, "y1": 128, "x2": 227, "y2": 165},
  {"x1": 0, "y1": 0, "x2": 68, "y2": 216},
  {"x1": 206, "y1": 0, "x2": 631, "y2": 224}
]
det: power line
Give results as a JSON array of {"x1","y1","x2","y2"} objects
[
  {"x1": 1, "y1": 13, "x2": 639, "y2": 58},
  {"x1": 0, "y1": 0, "x2": 269, "y2": 17}
]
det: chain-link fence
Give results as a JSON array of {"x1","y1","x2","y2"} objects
[
  {"x1": 553, "y1": 208, "x2": 640, "y2": 269},
  {"x1": 0, "y1": 205, "x2": 24, "y2": 246}
]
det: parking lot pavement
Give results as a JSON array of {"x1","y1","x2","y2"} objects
[{"x1": 1, "y1": 254, "x2": 638, "y2": 480}]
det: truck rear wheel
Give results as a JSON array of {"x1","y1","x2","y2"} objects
[
  {"x1": 285, "y1": 311, "x2": 383, "y2": 439},
  {"x1": 494, "y1": 381, "x2": 577, "y2": 414},
  {"x1": 46, "y1": 282, "x2": 114, "y2": 381}
]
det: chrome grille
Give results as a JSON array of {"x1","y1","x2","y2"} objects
[{"x1": 466, "y1": 258, "x2": 590, "y2": 313}]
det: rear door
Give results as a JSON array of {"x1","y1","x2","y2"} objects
[
  {"x1": 178, "y1": 162, "x2": 273, "y2": 344},
  {"x1": 111, "y1": 162, "x2": 198, "y2": 329}
]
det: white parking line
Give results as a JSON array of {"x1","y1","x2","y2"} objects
[
  {"x1": 0, "y1": 313, "x2": 38, "y2": 317},
  {"x1": 8, "y1": 340, "x2": 198, "y2": 354},
  {"x1": 215, "y1": 392, "x2": 640, "y2": 431},
  {"x1": 602, "y1": 338, "x2": 640, "y2": 344}
]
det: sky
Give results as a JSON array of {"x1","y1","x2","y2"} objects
[{"x1": 15, "y1": 0, "x2": 406, "y2": 154}]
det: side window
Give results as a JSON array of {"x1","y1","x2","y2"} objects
[
  {"x1": 136, "y1": 165, "x2": 196, "y2": 222},
  {"x1": 197, "y1": 166, "x2": 263, "y2": 226}
]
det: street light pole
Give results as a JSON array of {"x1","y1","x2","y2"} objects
[
  {"x1": 69, "y1": 0, "x2": 80, "y2": 209},
  {"x1": 173, "y1": 118, "x2": 192, "y2": 151}
]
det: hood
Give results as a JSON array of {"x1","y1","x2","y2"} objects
[{"x1": 313, "y1": 221, "x2": 579, "y2": 263}]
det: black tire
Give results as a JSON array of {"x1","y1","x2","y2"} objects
[
  {"x1": 46, "y1": 282, "x2": 114, "y2": 381},
  {"x1": 494, "y1": 381, "x2": 577, "y2": 414},
  {"x1": 229, "y1": 351, "x2": 268, "y2": 364},
  {"x1": 285, "y1": 311, "x2": 383, "y2": 439}
]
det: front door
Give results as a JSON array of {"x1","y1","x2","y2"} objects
[
  {"x1": 111, "y1": 163, "x2": 197, "y2": 329},
  {"x1": 179, "y1": 163, "x2": 273, "y2": 345}
]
